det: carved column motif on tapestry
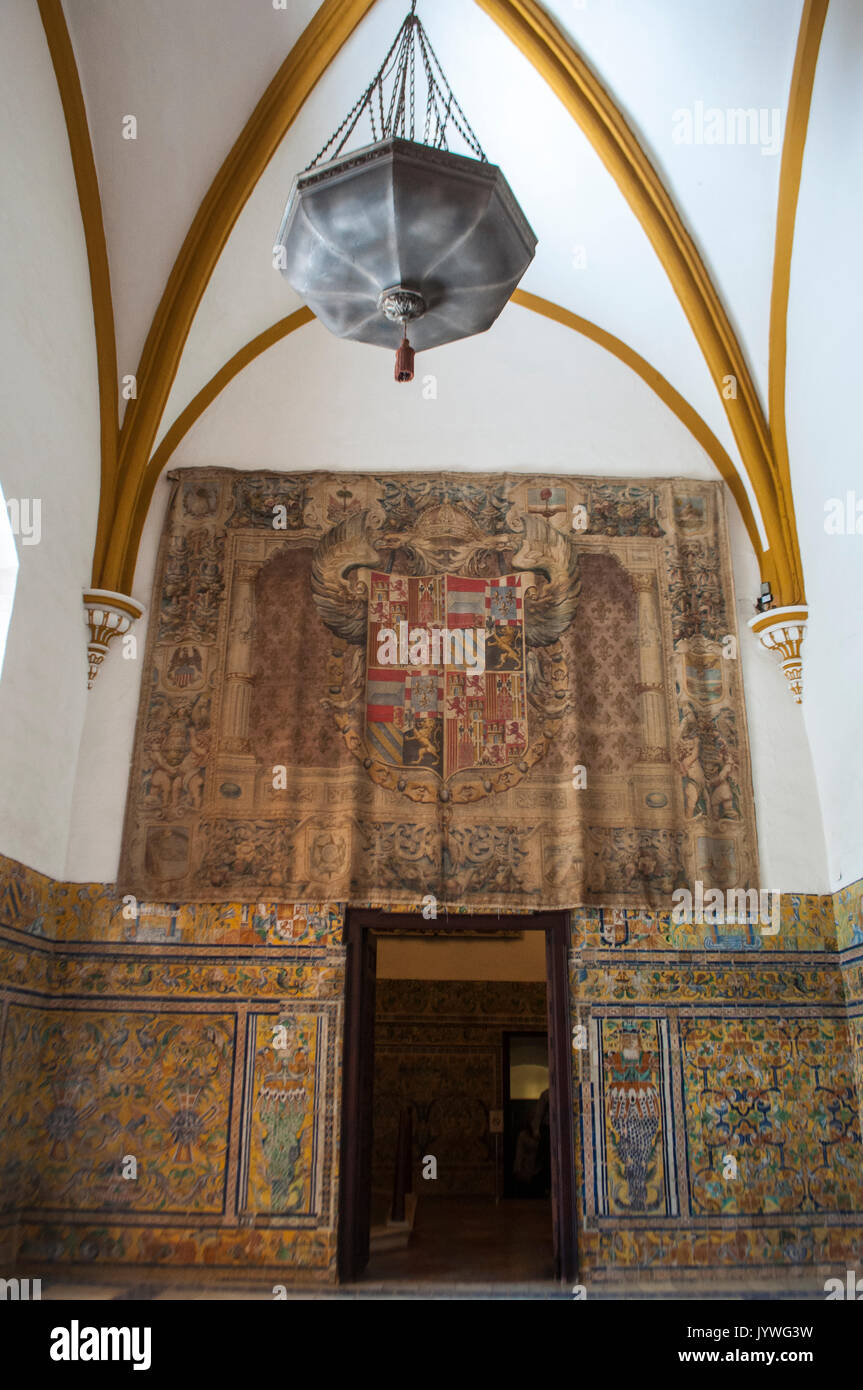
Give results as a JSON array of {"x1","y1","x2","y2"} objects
[{"x1": 632, "y1": 571, "x2": 669, "y2": 763}]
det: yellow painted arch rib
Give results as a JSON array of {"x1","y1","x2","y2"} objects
[{"x1": 768, "y1": 0, "x2": 828, "y2": 572}]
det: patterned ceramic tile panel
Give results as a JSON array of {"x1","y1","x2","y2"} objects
[
  {"x1": 49, "y1": 894, "x2": 345, "y2": 948},
  {"x1": 835, "y1": 880, "x2": 863, "y2": 952},
  {"x1": 0, "y1": 852, "x2": 345, "y2": 947},
  {"x1": 586, "y1": 1017, "x2": 677, "y2": 1217},
  {"x1": 0, "y1": 938, "x2": 52, "y2": 995},
  {"x1": 0, "y1": 1006, "x2": 235, "y2": 1215},
  {"x1": 571, "y1": 894, "x2": 835, "y2": 953},
  {"x1": 0, "y1": 852, "x2": 53, "y2": 937},
  {"x1": 241, "y1": 1011, "x2": 329, "y2": 1220},
  {"x1": 14, "y1": 1222, "x2": 335, "y2": 1275},
  {"x1": 47, "y1": 952, "x2": 343, "y2": 1001},
  {"x1": 848, "y1": 1011, "x2": 863, "y2": 1138},
  {"x1": 580, "y1": 1222, "x2": 863, "y2": 1273},
  {"x1": 0, "y1": 847, "x2": 346, "y2": 1275},
  {"x1": 572, "y1": 920, "x2": 863, "y2": 1274},
  {"x1": 681, "y1": 1017, "x2": 863, "y2": 1215},
  {"x1": 3, "y1": 849, "x2": 863, "y2": 1279},
  {"x1": 572, "y1": 953, "x2": 846, "y2": 1007},
  {"x1": 836, "y1": 876, "x2": 863, "y2": 1135},
  {"x1": 840, "y1": 917, "x2": 863, "y2": 1133},
  {"x1": 0, "y1": 986, "x2": 343, "y2": 1273},
  {"x1": 576, "y1": 1009, "x2": 863, "y2": 1273},
  {"x1": 785, "y1": 894, "x2": 839, "y2": 951}
]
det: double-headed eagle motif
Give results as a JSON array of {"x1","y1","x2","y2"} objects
[{"x1": 310, "y1": 504, "x2": 581, "y2": 803}]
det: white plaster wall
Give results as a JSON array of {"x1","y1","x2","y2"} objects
[
  {"x1": 66, "y1": 310, "x2": 829, "y2": 891},
  {"x1": 63, "y1": 484, "x2": 167, "y2": 884},
  {"x1": 542, "y1": 0, "x2": 803, "y2": 416},
  {"x1": 785, "y1": 0, "x2": 863, "y2": 892},
  {"x1": 64, "y1": 0, "x2": 320, "y2": 397},
  {"x1": 0, "y1": 0, "x2": 100, "y2": 878},
  {"x1": 726, "y1": 501, "x2": 828, "y2": 894}
]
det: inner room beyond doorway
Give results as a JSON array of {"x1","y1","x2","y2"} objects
[{"x1": 366, "y1": 927, "x2": 555, "y2": 1284}]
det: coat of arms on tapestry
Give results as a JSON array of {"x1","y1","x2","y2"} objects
[
  {"x1": 364, "y1": 572, "x2": 528, "y2": 782},
  {"x1": 119, "y1": 470, "x2": 759, "y2": 910}
]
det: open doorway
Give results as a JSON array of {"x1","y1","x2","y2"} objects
[{"x1": 338, "y1": 910, "x2": 577, "y2": 1286}]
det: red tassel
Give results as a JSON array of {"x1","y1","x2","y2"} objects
[{"x1": 394, "y1": 335, "x2": 415, "y2": 383}]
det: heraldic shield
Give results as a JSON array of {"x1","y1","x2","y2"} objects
[{"x1": 365, "y1": 571, "x2": 528, "y2": 782}]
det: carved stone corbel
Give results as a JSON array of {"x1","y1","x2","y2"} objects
[
  {"x1": 83, "y1": 589, "x2": 145, "y2": 689},
  {"x1": 747, "y1": 605, "x2": 808, "y2": 703}
]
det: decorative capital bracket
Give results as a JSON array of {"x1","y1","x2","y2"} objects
[
  {"x1": 748, "y1": 604, "x2": 808, "y2": 704},
  {"x1": 83, "y1": 589, "x2": 145, "y2": 689}
]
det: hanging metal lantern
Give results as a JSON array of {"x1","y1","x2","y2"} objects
[{"x1": 275, "y1": 1, "x2": 537, "y2": 382}]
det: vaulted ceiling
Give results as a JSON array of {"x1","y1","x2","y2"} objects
[{"x1": 47, "y1": 0, "x2": 828, "y2": 604}]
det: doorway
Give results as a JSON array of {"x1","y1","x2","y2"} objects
[{"x1": 338, "y1": 910, "x2": 578, "y2": 1285}]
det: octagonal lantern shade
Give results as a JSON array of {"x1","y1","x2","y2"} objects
[{"x1": 275, "y1": 137, "x2": 537, "y2": 353}]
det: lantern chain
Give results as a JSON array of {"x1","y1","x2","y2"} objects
[
  {"x1": 305, "y1": 3, "x2": 486, "y2": 171},
  {"x1": 409, "y1": 19, "x2": 416, "y2": 141}
]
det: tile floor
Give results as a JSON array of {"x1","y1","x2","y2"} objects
[{"x1": 366, "y1": 1196, "x2": 555, "y2": 1285}]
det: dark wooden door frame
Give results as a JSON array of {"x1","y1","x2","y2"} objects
[
  {"x1": 337, "y1": 920, "x2": 377, "y2": 1282},
  {"x1": 337, "y1": 909, "x2": 578, "y2": 1284},
  {"x1": 544, "y1": 917, "x2": 579, "y2": 1284}
]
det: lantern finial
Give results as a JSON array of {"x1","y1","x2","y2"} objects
[
  {"x1": 381, "y1": 288, "x2": 424, "y2": 384},
  {"x1": 395, "y1": 334, "x2": 415, "y2": 382}
]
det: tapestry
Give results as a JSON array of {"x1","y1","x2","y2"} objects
[{"x1": 118, "y1": 470, "x2": 759, "y2": 910}]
